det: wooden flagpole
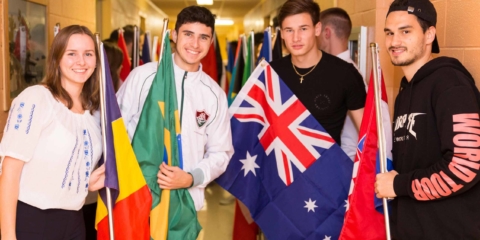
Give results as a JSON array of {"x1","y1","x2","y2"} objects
[
  {"x1": 95, "y1": 34, "x2": 116, "y2": 240},
  {"x1": 370, "y1": 42, "x2": 392, "y2": 240}
]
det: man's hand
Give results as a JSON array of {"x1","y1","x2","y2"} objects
[
  {"x1": 375, "y1": 170, "x2": 399, "y2": 198},
  {"x1": 157, "y1": 162, "x2": 193, "y2": 189}
]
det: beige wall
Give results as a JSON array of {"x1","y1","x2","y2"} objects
[
  {"x1": 347, "y1": 0, "x2": 480, "y2": 116},
  {"x1": 0, "y1": 0, "x2": 97, "y2": 137},
  {"x1": 48, "y1": 0, "x2": 96, "y2": 45},
  {"x1": 243, "y1": 0, "x2": 480, "y2": 116},
  {"x1": 244, "y1": 0, "x2": 285, "y2": 32},
  {"x1": 244, "y1": 0, "x2": 480, "y2": 118},
  {"x1": 104, "y1": 0, "x2": 167, "y2": 41}
]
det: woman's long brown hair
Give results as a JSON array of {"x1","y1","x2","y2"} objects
[{"x1": 42, "y1": 25, "x2": 100, "y2": 113}]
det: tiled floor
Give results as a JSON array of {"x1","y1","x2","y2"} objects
[{"x1": 197, "y1": 182, "x2": 235, "y2": 240}]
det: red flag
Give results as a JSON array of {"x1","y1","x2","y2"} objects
[
  {"x1": 156, "y1": 40, "x2": 161, "y2": 61},
  {"x1": 339, "y1": 68, "x2": 393, "y2": 240},
  {"x1": 232, "y1": 200, "x2": 258, "y2": 240},
  {"x1": 200, "y1": 41, "x2": 218, "y2": 83},
  {"x1": 118, "y1": 32, "x2": 131, "y2": 81}
]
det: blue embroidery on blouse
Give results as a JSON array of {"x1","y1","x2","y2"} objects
[
  {"x1": 62, "y1": 136, "x2": 79, "y2": 188},
  {"x1": 77, "y1": 167, "x2": 81, "y2": 194},
  {"x1": 25, "y1": 104, "x2": 36, "y2": 134},
  {"x1": 68, "y1": 142, "x2": 81, "y2": 191},
  {"x1": 14, "y1": 102, "x2": 25, "y2": 130},
  {"x1": 84, "y1": 129, "x2": 94, "y2": 192},
  {"x1": 6, "y1": 103, "x2": 16, "y2": 132}
]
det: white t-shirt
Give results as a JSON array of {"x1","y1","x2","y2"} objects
[
  {"x1": 337, "y1": 50, "x2": 365, "y2": 161},
  {"x1": 0, "y1": 85, "x2": 102, "y2": 210}
]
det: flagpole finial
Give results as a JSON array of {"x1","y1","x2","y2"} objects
[
  {"x1": 259, "y1": 59, "x2": 269, "y2": 68},
  {"x1": 370, "y1": 42, "x2": 378, "y2": 48},
  {"x1": 94, "y1": 33, "x2": 101, "y2": 50}
]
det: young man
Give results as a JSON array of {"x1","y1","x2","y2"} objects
[
  {"x1": 317, "y1": 7, "x2": 365, "y2": 160},
  {"x1": 116, "y1": 6, "x2": 233, "y2": 211},
  {"x1": 317, "y1": 7, "x2": 355, "y2": 66},
  {"x1": 270, "y1": 0, "x2": 366, "y2": 146},
  {"x1": 375, "y1": 0, "x2": 480, "y2": 239}
]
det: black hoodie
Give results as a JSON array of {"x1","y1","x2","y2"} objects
[{"x1": 391, "y1": 56, "x2": 480, "y2": 239}]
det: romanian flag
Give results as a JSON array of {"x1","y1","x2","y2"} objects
[
  {"x1": 95, "y1": 43, "x2": 152, "y2": 240},
  {"x1": 131, "y1": 31, "x2": 201, "y2": 240},
  {"x1": 118, "y1": 31, "x2": 131, "y2": 81}
]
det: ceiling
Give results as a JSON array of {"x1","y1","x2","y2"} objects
[{"x1": 151, "y1": 0, "x2": 260, "y2": 25}]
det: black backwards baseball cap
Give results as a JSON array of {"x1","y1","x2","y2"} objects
[{"x1": 387, "y1": 0, "x2": 440, "y2": 53}]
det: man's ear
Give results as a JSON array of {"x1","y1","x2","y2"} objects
[
  {"x1": 315, "y1": 22, "x2": 322, "y2": 37},
  {"x1": 324, "y1": 26, "x2": 331, "y2": 39},
  {"x1": 425, "y1": 26, "x2": 436, "y2": 45},
  {"x1": 172, "y1": 29, "x2": 178, "y2": 43}
]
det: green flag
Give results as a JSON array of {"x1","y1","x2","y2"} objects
[
  {"x1": 131, "y1": 31, "x2": 201, "y2": 240},
  {"x1": 241, "y1": 34, "x2": 253, "y2": 86}
]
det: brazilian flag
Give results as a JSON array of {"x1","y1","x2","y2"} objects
[{"x1": 131, "y1": 31, "x2": 201, "y2": 240}]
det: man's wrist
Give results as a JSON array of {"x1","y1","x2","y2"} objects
[
  {"x1": 189, "y1": 168, "x2": 204, "y2": 187},
  {"x1": 187, "y1": 172, "x2": 194, "y2": 188}
]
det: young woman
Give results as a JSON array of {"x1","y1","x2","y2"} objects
[{"x1": 0, "y1": 25, "x2": 105, "y2": 240}]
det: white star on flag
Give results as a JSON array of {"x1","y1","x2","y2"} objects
[
  {"x1": 240, "y1": 151, "x2": 260, "y2": 177},
  {"x1": 323, "y1": 235, "x2": 332, "y2": 240},
  {"x1": 344, "y1": 199, "x2": 349, "y2": 211},
  {"x1": 304, "y1": 198, "x2": 318, "y2": 212}
]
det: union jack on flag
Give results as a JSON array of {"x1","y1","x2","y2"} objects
[{"x1": 217, "y1": 60, "x2": 353, "y2": 240}]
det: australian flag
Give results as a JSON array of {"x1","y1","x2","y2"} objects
[{"x1": 217, "y1": 60, "x2": 353, "y2": 240}]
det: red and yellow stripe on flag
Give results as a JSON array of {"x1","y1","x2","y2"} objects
[{"x1": 96, "y1": 43, "x2": 152, "y2": 240}]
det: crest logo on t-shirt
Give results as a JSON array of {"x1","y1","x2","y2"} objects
[{"x1": 196, "y1": 110, "x2": 209, "y2": 128}]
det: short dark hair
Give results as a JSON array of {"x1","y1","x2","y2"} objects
[
  {"x1": 175, "y1": 6, "x2": 215, "y2": 35},
  {"x1": 320, "y1": 8, "x2": 352, "y2": 40},
  {"x1": 388, "y1": 0, "x2": 431, "y2": 32},
  {"x1": 278, "y1": 0, "x2": 321, "y2": 28},
  {"x1": 107, "y1": 25, "x2": 136, "y2": 44},
  {"x1": 103, "y1": 41, "x2": 123, "y2": 92},
  {"x1": 254, "y1": 32, "x2": 264, "y2": 46}
]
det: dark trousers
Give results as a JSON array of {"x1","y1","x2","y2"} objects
[
  {"x1": 82, "y1": 203, "x2": 97, "y2": 240},
  {"x1": 16, "y1": 201, "x2": 86, "y2": 240}
]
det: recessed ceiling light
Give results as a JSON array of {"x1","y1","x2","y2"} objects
[
  {"x1": 197, "y1": 0, "x2": 213, "y2": 5},
  {"x1": 215, "y1": 19, "x2": 234, "y2": 26}
]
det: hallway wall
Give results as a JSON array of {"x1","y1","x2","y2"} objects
[
  {"x1": 244, "y1": 0, "x2": 480, "y2": 117},
  {"x1": 100, "y1": 0, "x2": 167, "y2": 41},
  {"x1": 331, "y1": 0, "x2": 480, "y2": 116},
  {"x1": 0, "y1": 0, "x2": 97, "y2": 137}
]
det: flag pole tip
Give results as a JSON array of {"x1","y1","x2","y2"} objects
[{"x1": 370, "y1": 42, "x2": 378, "y2": 47}]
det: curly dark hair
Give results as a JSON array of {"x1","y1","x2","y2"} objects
[{"x1": 175, "y1": 6, "x2": 215, "y2": 35}]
